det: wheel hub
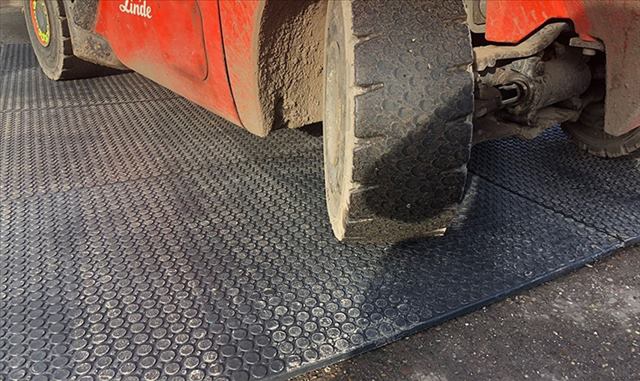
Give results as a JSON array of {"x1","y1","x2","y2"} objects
[{"x1": 30, "y1": 0, "x2": 51, "y2": 47}]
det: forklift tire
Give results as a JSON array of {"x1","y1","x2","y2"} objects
[
  {"x1": 323, "y1": 0, "x2": 474, "y2": 243},
  {"x1": 564, "y1": 103, "x2": 640, "y2": 158},
  {"x1": 23, "y1": 0, "x2": 113, "y2": 80}
]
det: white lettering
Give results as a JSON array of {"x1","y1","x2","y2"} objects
[{"x1": 119, "y1": 0, "x2": 152, "y2": 19}]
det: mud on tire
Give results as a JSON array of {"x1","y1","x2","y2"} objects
[
  {"x1": 24, "y1": 0, "x2": 114, "y2": 80},
  {"x1": 323, "y1": 0, "x2": 474, "y2": 243}
]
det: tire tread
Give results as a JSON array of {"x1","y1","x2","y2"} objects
[{"x1": 334, "y1": 0, "x2": 474, "y2": 242}]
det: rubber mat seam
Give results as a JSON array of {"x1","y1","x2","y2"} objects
[
  {"x1": 3, "y1": 41, "x2": 638, "y2": 381},
  {"x1": 469, "y1": 169, "x2": 626, "y2": 244},
  {"x1": 0, "y1": 94, "x2": 182, "y2": 114}
]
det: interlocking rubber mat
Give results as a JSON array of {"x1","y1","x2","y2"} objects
[{"x1": 1, "y1": 44, "x2": 639, "y2": 381}]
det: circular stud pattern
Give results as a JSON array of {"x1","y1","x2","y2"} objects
[{"x1": 0, "y1": 44, "x2": 636, "y2": 381}]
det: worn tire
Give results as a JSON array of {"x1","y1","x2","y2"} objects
[
  {"x1": 564, "y1": 103, "x2": 640, "y2": 158},
  {"x1": 23, "y1": 0, "x2": 113, "y2": 80},
  {"x1": 323, "y1": 0, "x2": 474, "y2": 243}
]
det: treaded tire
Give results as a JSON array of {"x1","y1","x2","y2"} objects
[
  {"x1": 563, "y1": 103, "x2": 640, "y2": 158},
  {"x1": 323, "y1": 0, "x2": 474, "y2": 243},
  {"x1": 23, "y1": 0, "x2": 114, "y2": 80}
]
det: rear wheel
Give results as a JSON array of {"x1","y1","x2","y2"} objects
[
  {"x1": 323, "y1": 0, "x2": 474, "y2": 243},
  {"x1": 23, "y1": 0, "x2": 114, "y2": 80},
  {"x1": 564, "y1": 103, "x2": 640, "y2": 158}
]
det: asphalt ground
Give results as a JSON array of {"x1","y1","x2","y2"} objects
[{"x1": 2, "y1": 5, "x2": 639, "y2": 381}]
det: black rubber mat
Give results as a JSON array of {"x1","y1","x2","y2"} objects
[
  {"x1": 470, "y1": 130, "x2": 640, "y2": 245},
  {"x1": 1, "y1": 44, "x2": 638, "y2": 381},
  {"x1": 0, "y1": 44, "x2": 177, "y2": 112}
]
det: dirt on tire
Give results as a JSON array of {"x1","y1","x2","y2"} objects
[
  {"x1": 323, "y1": 0, "x2": 474, "y2": 243},
  {"x1": 24, "y1": 0, "x2": 115, "y2": 80}
]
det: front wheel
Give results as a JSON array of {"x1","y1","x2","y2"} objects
[
  {"x1": 23, "y1": 0, "x2": 114, "y2": 80},
  {"x1": 322, "y1": 0, "x2": 475, "y2": 243}
]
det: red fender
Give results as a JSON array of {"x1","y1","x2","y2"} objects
[
  {"x1": 94, "y1": 0, "x2": 242, "y2": 126},
  {"x1": 218, "y1": 1, "x2": 266, "y2": 136}
]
